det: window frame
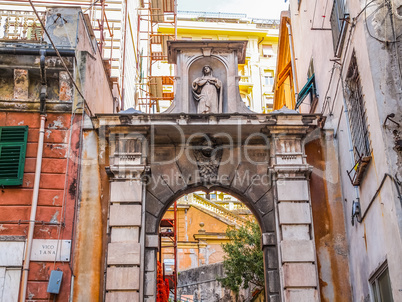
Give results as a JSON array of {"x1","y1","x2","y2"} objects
[
  {"x1": 330, "y1": 0, "x2": 350, "y2": 57},
  {"x1": 369, "y1": 261, "x2": 394, "y2": 302},
  {"x1": 0, "y1": 126, "x2": 29, "y2": 186}
]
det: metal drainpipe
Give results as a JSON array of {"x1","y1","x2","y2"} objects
[
  {"x1": 286, "y1": 22, "x2": 298, "y2": 106},
  {"x1": 20, "y1": 49, "x2": 47, "y2": 302},
  {"x1": 139, "y1": 170, "x2": 148, "y2": 301}
]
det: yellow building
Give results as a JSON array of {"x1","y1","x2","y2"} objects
[{"x1": 147, "y1": 11, "x2": 279, "y2": 113}]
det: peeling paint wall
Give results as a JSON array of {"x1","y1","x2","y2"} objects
[
  {"x1": 72, "y1": 130, "x2": 103, "y2": 302},
  {"x1": 0, "y1": 111, "x2": 79, "y2": 301},
  {"x1": 306, "y1": 130, "x2": 351, "y2": 302},
  {"x1": 287, "y1": 0, "x2": 402, "y2": 300}
]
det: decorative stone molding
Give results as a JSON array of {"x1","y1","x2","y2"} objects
[{"x1": 109, "y1": 132, "x2": 147, "y2": 179}]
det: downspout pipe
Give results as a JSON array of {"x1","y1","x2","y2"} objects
[
  {"x1": 20, "y1": 50, "x2": 47, "y2": 302},
  {"x1": 286, "y1": 22, "x2": 298, "y2": 106},
  {"x1": 0, "y1": 47, "x2": 75, "y2": 57},
  {"x1": 139, "y1": 168, "x2": 149, "y2": 301}
]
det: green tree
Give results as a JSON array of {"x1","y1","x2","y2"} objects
[{"x1": 219, "y1": 220, "x2": 265, "y2": 293}]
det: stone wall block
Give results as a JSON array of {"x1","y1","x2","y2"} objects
[
  {"x1": 107, "y1": 242, "x2": 140, "y2": 265},
  {"x1": 278, "y1": 202, "x2": 311, "y2": 224},
  {"x1": 277, "y1": 180, "x2": 309, "y2": 201},
  {"x1": 111, "y1": 227, "x2": 139, "y2": 243},
  {"x1": 106, "y1": 267, "x2": 140, "y2": 290},
  {"x1": 262, "y1": 232, "x2": 276, "y2": 246},
  {"x1": 110, "y1": 181, "x2": 142, "y2": 203},
  {"x1": 105, "y1": 292, "x2": 139, "y2": 302},
  {"x1": 283, "y1": 263, "x2": 317, "y2": 287},
  {"x1": 281, "y1": 225, "x2": 310, "y2": 240},
  {"x1": 281, "y1": 240, "x2": 315, "y2": 262},
  {"x1": 144, "y1": 271, "x2": 156, "y2": 296},
  {"x1": 109, "y1": 205, "x2": 142, "y2": 226},
  {"x1": 14, "y1": 69, "x2": 29, "y2": 100},
  {"x1": 268, "y1": 270, "x2": 280, "y2": 293},
  {"x1": 269, "y1": 294, "x2": 280, "y2": 302},
  {"x1": 145, "y1": 249, "x2": 156, "y2": 272},
  {"x1": 265, "y1": 246, "x2": 278, "y2": 269},
  {"x1": 284, "y1": 289, "x2": 319, "y2": 302},
  {"x1": 146, "y1": 234, "x2": 159, "y2": 248}
]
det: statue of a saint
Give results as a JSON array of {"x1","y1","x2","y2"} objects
[{"x1": 192, "y1": 65, "x2": 222, "y2": 113}]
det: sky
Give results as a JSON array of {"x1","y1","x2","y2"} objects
[{"x1": 177, "y1": 0, "x2": 289, "y2": 20}]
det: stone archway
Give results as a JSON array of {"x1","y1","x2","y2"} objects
[{"x1": 103, "y1": 112, "x2": 321, "y2": 302}]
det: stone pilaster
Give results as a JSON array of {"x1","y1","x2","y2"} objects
[
  {"x1": 105, "y1": 132, "x2": 148, "y2": 302},
  {"x1": 270, "y1": 120, "x2": 320, "y2": 302}
]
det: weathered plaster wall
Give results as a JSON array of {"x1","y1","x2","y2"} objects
[
  {"x1": 0, "y1": 111, "x2": 79, "y2": 301},
  {"x1": 288, "y1": 0, "x2": 402, "y2": 300},
  {"x1": 306, "y1": 130, "x2": 351, "y2": 301},
  {"x1": 73, "y1": 130, "x2": 103, "y2": 302}
]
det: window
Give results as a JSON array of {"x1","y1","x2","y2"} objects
[
  {"x1": 345, "y1": 53, "x2": 370, "y2": 160},
  {"x1": 330, "y1": 0, "x2": 349, "y2": 57},
  {"x1": 345, "y1": 53, "x2": 371, "y2": 186},
  {"x1": 0, "y1": 240, "x2": 25, "y2": 301},
  {"x1": 370, "y1": 262, "x2": 394, "y2": 302},
  {"x1": 0, "y1": 126, "x2": 28, "y2": 186},
  {"x1": 262, "y1": 45, "x2": 274, "y2": 58}
]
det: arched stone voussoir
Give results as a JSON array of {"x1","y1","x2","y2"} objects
[
  {"x1": 230, "y1": 161, "x2": 268, "y2": 194},
  {"x1": 145, "y1": 191, "x2": 165, "y2": 218},
  {"x1": 216, "y1": 146, "x2": 241, "y2": 186},
  {"x1": 260, "y1": 210, "x2": 276, "y2": 233},
  {"x1": 253, "y1": 190, "x2": 275, "y2": 217},
  {"x1": 145, "y1": 212, "x2": 159, "y2": 235},
  {"x1": 175, "y1": 147, "x2": 201, "y2": 186},
  {"x1": 146, "y1": 174, "x2": 173, "y2": 204},
  {"x1": 149, "y1": 162, "x2": 187, "y2": 195}
]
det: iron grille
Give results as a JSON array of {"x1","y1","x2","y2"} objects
[
  {"x1": 345, "y1": 54, "x2": 371, "y2": 160},
  {"x1": 330, "y1": 0, "x2": 349, "y2": 57},
  {"x1": 0, "y1": 126, "x2": 28, "y2": 186},
  {"x1": 345, "y1": 53, "x2": 371, "y2": 186}
]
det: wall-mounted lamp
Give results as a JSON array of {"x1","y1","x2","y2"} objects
[
  {"x1": 383, "y1": 113, "x2": 400, "y2": 128},
  {"x1": 351, "y1": 199, "x2": 361, "y2": 226}
]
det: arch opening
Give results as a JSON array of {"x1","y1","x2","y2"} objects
[{"x1": 156, "y1": 188, "x2": 266, "y2": 302}]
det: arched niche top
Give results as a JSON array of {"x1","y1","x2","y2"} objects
[{"x1": 188, "y1": 57, "x2": 227, "y2": 113}]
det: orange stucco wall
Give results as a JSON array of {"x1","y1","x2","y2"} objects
[{"x1": 0, "y1": 111, "x2": 81, "y2": 301}]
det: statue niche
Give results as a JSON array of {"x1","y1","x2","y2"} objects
[{"x1": 192, "y1": 65, "x2": 222, "y2": 114}]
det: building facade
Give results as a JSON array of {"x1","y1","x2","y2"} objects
[
  {"x1": 0, "y1": 6, "x2": 114, "y2": 301},
  {"x1": 275, "y1": 0, "x2": 402, "y2": 301}
]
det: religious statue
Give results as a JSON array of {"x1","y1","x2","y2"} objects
[{"x1": 192, "y1": 65, "x2": 222, "y2": 113}]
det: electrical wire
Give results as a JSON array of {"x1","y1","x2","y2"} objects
[
  {"x1": 28, "y1": 0, "x2": 93, "y2": 117},
  {"x1": 27, "y1": 0, "x2": 90, "y2": 288}
]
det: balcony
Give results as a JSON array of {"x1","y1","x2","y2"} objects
[{"x1": 0, "y1": 10, "x2": 45, "y2": 41}]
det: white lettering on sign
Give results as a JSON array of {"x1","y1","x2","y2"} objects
[{"x1": 31, "y1": 240, "x2": 71, "y2": 262}]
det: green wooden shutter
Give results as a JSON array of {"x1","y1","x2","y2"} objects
[{"x1": 0, "y1": 126, "x2": 28, "y2": 186}]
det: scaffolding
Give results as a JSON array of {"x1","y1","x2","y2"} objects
[
  {"x1": 137, "y1": 0, "x2": 177, "y2": 113},
  {"x1": 0, "y1": 0, "x2": 121, "y2": 108},
  {"x1": 159, "y1": 201, "x2": 178, "y2": 301}
]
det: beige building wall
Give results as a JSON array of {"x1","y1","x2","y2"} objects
[{"x1": 286, "y1": 0, "x2": 402, "y2": 301}]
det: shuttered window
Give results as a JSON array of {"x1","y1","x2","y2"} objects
[{"x1": 0, "y1": 126, "x2": 28, "y2": 186}]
